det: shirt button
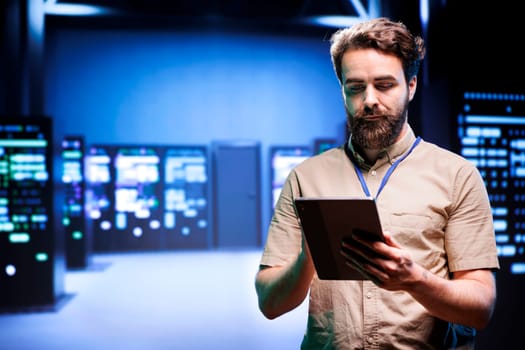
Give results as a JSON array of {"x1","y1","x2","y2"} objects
[
  {"x1": 367, "y1": 336, "x2": 373, "y2": 344},
  {"x1": 371, "y1": 170, "x2": 377, "y2": 176},
  {"x1": 366, "y1": 292, "x2": 372, "y2": 299}
]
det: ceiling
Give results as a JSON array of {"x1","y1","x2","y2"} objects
[{"x1": 48, "y1": 0, "x2": 366, "y2": 19}]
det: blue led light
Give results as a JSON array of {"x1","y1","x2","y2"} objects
[
  {"x1": 463, "y1": 91, "x2": 525, "y2": 101},
  {"x1": 301, "y1": 15, "x2": 367, "y2": 29},
  {"x1": 44, "y1": 3, "x2": 114, "y2": 16}
]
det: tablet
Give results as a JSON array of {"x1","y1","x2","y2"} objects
[{"x1": 294, "y1": 197, "x2": 385, "y2": 280}]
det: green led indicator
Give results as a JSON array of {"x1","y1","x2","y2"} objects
[
  {"x1": 72, "y1": 231, "x2": 83, "y2": 240},
  {"x1": 35, "y1": 253, "x2": 48, "y2": 262},
  {"x1": 63, "y1": 150, "x2": 83, "y2": 159},
  {"x1": 9, "y1": 233, "x2": 30, "y2": 243},
  {"x1": 0, "y1": 139, "x2": 47, "y2": 147}
]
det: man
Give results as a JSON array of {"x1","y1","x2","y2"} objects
[{"x1": 255, "y1": 17, "x2": 499, "y2": 349}]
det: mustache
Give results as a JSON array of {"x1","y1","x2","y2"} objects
[{"x1": 353, "y1": 107, "x2": 386, "y2": 119}]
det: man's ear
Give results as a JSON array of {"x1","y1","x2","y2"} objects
[{"x1": 408, "y1": 76, "x2": 417, "y2": 101}]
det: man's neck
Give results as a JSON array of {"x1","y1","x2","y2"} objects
[{"x1": 361, "y1": 148, "x2": 382, "y2": 165}]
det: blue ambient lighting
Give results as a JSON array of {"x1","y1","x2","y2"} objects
[
  {"x1": 302, "y1": 15, "x2": 367, "y2": 28},
  {"x1": 44, "y1": 2, "x2": 114, "y2": 16}
]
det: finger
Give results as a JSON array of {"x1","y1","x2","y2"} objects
[
  {"x1": 344, "y1": 259, "x2": 384, "y2": 285},
  {"x1": 342, "y1": 256, "x2": 374, "y2": 280},
  {"x1": 382, "y1": 231, "x2": 401, "y2": 249},
  {"x1": 341, "y1": 247, "x2": 386, "y2": 283},
  {"x1": 343, "y1": 236, "x2": 388, "y2": 263}
]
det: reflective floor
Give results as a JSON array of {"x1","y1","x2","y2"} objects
[{"x1": 0, "y1": 250, "x2": 307, "y2": 350}]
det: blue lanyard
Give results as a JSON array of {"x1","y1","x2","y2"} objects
[{"x1": 351, "y1": 137, "x2": 421, "y2": 199}]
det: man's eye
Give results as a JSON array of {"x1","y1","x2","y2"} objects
[
  {"x1": 376, "y1": 83, "x2": 394, "y2": 90},
  {"x1": 345, "y1": 86, "x2": 364, "y2": 95}
]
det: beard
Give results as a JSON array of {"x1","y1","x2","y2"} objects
[{"x1": 347, "y1": 98, "x2": 409, "y2": 150}]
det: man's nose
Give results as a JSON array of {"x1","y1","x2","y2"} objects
[{"x1": 363, "y1": 88, "x2": 379, "y2": 109}]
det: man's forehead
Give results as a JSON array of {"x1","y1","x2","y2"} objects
[{"x1": 341, "y1": 49, "x2": 404, "y2": 81}]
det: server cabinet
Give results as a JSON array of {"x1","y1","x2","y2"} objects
[
  {"x1": 61, "y1": 136, "x2": 90, "y2": 269},
  {"x1": 269, "y1": 145, "x2": 312, "y2": 210},
  {"x1": 162, "y1": 146, "x2": 210, "y2": 249},
  {"x1": 0, "y1": 116, "x2": 65, "y2": 307},
  {"x1": 85, "y1": 145, "x2": 115, "y2": 252}
]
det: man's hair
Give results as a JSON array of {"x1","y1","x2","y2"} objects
[{"x1": 330, "y1": 17, "x2": 426, "y2": 84}]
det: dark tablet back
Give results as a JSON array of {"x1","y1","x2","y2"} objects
[{"x1": 294, "y1": 197, "x2": 384, "y2": 280}]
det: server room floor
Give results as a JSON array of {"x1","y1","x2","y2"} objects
[{"x1": 0, "y1": 249, "x2": 307, "y2": 350}]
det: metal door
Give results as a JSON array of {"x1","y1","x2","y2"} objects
[{"x1": 212, "y1": 141, "x2": 261, "y2": 248}]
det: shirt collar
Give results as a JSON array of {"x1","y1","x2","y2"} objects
[{"x1": 347, "y1": 124, "x2": 417, "y2": 170}]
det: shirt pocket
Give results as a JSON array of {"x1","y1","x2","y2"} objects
[{"x1": 385, "y1": 212, "x2": 447, "y2": 273}]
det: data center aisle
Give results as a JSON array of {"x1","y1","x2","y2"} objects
[{"x1": 0, "y1": 250, "x2": 307, "y2": 350}]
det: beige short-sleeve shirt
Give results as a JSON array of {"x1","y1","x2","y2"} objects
[{"x1": 260, "y1": 126, "x2": 500, "y2": 350}]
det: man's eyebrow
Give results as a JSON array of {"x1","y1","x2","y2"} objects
[
  {"x1": 374, "y1": 75, "x2": 397, "y2": 82},
  {"x1": 344, "y1": 78, "x2": 364, "y2": 84},
  {"x1": 344, "y1": 75, "x2": 398, "y2": 84}
]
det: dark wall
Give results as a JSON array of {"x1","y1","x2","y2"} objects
[{"x1": 447, "y1": 0, "x2": 524, "y2": 92}]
